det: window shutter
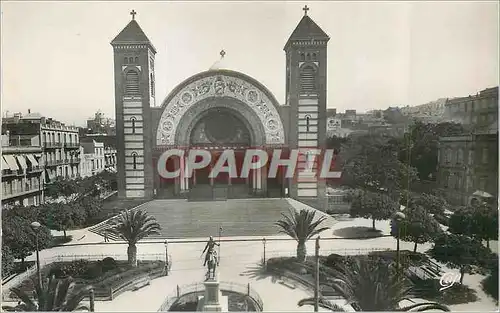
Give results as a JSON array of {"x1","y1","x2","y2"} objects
[
  {"x1": 300, "y1": 66, "x2": 317, "y2": 92},
  {"x1": 125, "y1": 71, "x2": 140, "y2": 95}
]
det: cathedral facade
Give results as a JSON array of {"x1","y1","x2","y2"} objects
[{"x1": 111, "y1": 7, "x2": 330, "y2": 209}]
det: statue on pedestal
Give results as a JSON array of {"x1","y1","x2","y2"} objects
[{"x1": 202, "y1": 236, "x2": 219, "y2": 280}]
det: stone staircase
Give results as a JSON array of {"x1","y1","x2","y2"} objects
[{"x1": 90, "y1": 198, "x2": 295, "y2": 240}]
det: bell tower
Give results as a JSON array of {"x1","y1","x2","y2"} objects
[
  {"x1": 285, "y1": 6, "x2": 330, "y2": 209},
  {"x1": 111, "y1": 10, "x2": 156, "y2": 199}
]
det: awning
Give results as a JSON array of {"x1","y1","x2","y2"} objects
[
  {"x1": 3, "y1": 155, "x2": 19, "y2": 171},
  {"x1": 48, "y1": 170, "x2": 56, "y2": 180},
  {"x1": 45, "y1": 170, "x2": 55, "y2": 183},
  {"x1": 472, "y1": 190, "x2": 493, "y2": 198},
  {"x1": 16, "y1": 155, "x2": 28, "y2": 169},
  {"x1": 2, "y1": 156, "x2": 10, "y2": 171},
  {"x1": 26, "y1": 154, "x2": 39, "y2": 167}
]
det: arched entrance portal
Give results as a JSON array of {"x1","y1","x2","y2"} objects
[
  {"x1": 155, "y1": 71, "x2": 287, "y2": 200},
  {"x1": 157, "y1": 105, "x2": 283, "y2": 199},
  {"x1": 189, "y1": 108, "x2": 253, "y2": 193}
]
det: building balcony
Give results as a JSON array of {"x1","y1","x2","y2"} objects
[
  {"x1": 1, "y1": 187, "x2": 42, "y2": 201},
  {"x1": 27, "y1": 166, "x2": 43, "y2": 174},
  {"x1": 64, "y1": 142, "x2": 80, "y2": 149},
  {"x1": 69, "y1": 158, "x2": 81, "y2": 164},
  {"x1": 45, "y1": 160, "x2": 64, "y2": 166},
  {"x1": 2, "y1": 167, "x2": 43, "y2": 177},
  {"x1": 1, "y1": 169, "x2": 22, "y2": 177},
  {"x1": 44, "y1": 142, "x2": 63, "y2": 149}
]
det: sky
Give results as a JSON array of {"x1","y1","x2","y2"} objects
[{"x1": 1, "y1": 1, "x2": 498, "y2": 126}]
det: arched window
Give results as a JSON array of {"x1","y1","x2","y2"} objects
[
  {"x1": 134, "y1": 57, "x2": 139, "y2": 63},
  {"x1": 51, "y1": 133, "x2": 55, "y2": 143},
  {"x1": 306, "y1": 53, "x2": 311, "y2": 61},
  {"x1": 305, "y1": 115, "x2": 311, "y2": 132},
  {"x1": 130, "y1": 117, "x2": 137, "y2": 134},
  {"x1": 300, "y1": 65, "x2": 317, "y2": 92},
  {"x1": 300, "y1": 53, "x2": 305, "y2": 61},
  {"x1": 125, "y1": 70, "x2": 140, "y2": 95},
  {"x1": 131, "y1": 152, "x2": 138, "y2": 170},
  {"x1": 312, "y1": 53, "x2": 317, "y2": 60},
  {"x1": 129, "y1": 57, "x2": 134, "y2": 63},
  {"x1": 150, "y1": 73, "x2": 155, "y2": 97},
  {"x1": 124, "y1": 57, "x2": 128, "y2": 64}
]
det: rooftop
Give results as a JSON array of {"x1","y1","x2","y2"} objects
[
  {"x1": 284, "y1": 6, "x2": 329, "y2": 49},
  {"x1": 111, "y1": 12, "x2": 156, "y2": 53}
]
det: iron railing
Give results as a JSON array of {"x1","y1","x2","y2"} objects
[{"x1": 158, "y1": 281, "x2": 263, "y2": 312}]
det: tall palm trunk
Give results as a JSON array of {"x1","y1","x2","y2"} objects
[
  {"x1": 413, "y1": 241, "x2": 418, "y2": 252},
  {"x1": 372, "y1": 218, "x2": 376, "y2": 230},
  {"x1": 297, "y1": 241, "x2": 307, "y2": 262},
  {"x1": 127, "y1": 244, "x2": 138, "y2": 267}
]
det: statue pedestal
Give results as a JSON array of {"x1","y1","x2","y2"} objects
[{"x1": 196, "y1": 274, "x2": 228, "y2": 312}]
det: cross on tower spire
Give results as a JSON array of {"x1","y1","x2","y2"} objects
[
  {"x1": 303, "y1": 5, "x2": 309, "y2": 16},
  {"x1": 220, "y1": 49, "x2": 226, "y2": 58},
  {"x1": 130, "y1": 10, "x2": 137, "y2": 20}
]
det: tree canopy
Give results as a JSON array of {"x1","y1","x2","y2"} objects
[
  {"x1": 428, "y1": 233, "x2": 492, "y2": 283},
  {"x1": 275, "y1": 208, "x2": 329, "y2": 262},
  {"x1": 397, "y1": 121, "x2": 465, "y2": 181},
  {"x1": 408, "y1": 193, "x2": 450, "y2": 216},
  {"x1": 2, "y1": 245, "x2": 15, "y2": 277},
  {"x1": 448, "y1": 204, "x2": 498, "y2": 248},
  {"x1": 348, "y1": 189, "x2": 399, "y2": 229},
  {"x1": 1, "y1": 213, "x2": 53, "y2": 266},
  {"x1": 390, "y1": 205, "x2": 443, "y2": 252},
  {"x1": 340, "y1": 133, "x2": 419, "y2": 198}
]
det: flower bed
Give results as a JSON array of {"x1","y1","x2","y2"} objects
[{"x1": 9, "y1": 258, "x2": 165, "y2": 301}]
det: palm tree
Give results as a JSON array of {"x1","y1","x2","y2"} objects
[
  {"x1": 275, "y1": 208, "x2": 329, "y2": 262},
  {"x1": 107, "y1": 209, "x2": 161, "y2": 267},
  {"x1": 298, "y1": 257, "x2": 450, "y2": 311},
  {"x1": 2, "y1": 276, "x2": 94, "y2": 312}
]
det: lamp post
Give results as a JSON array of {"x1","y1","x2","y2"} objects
[
  {"x1": 262, "y1": 238, "x2": 267, "y2": 267},
  {"x1": 393, "y1": 211, "x2": 406, "y2": 276},
  {"x1": 164, "y1": 240, "x2": 169, "y2": 276},
  {"x1": 314, "y1": 236, "x2": 320, "y2": 312},
  {"x1": 30, "y1": 221, "x2": 42, "y2": 288}
]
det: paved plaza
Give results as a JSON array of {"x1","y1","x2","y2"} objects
[{"x1": 15, "y1": 208, "x2": 498, "y2": 312}]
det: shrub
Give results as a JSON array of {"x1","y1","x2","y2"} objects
[
  {"x1": 102, "y1": 257, "x2": 117, "y2": 272},
  {"x1": 481, "y1": 265, "x2": 498, "y2": 303},
  {"x1": 324, "y1": 253, "x2": 344, "y2": 268},
  {"x1": 413, "y1": 278, "x2": 478, "y2": 305},
  {"x1": 50, "y1": 260, "x2": 89, "y2": 278},
  {"x1": 84, "y1": 262, "x2": 103, "y2": 280},
  {"x1": 434, "y1": 214, "x2": 449, "y2": 226}
]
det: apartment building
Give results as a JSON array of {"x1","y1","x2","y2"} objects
[
  {"x1": 104, "y1": 147, "x2": 118, "y2": 171},
  {"x1": 437, "y1": 133, "x2": 498, "y2": 206},
  {"x1": 1, "y1": 134, "x2": 44, "y2": 207},
  {"x1": 2, "y1": 111, "x2": 81, "y2": 185},
  {"x1": 79, "y1": 140, "x2": 105, "y2": 177},
  {"x1": 444, "y1": 87, "x2": 498, "y2": 129},
  {"x1": 437, "y1": 86, "x2": 499, "y2": 206}
]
